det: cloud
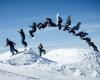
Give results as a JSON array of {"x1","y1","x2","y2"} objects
[
  {"x1": 81, "y1": 23, "x2": 100, "y2": 33},
  {"x1": 18, "y1": 17, "x2": 36, "y2": 22}
]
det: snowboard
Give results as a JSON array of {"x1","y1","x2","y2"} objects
[{"x1": 10, "y1": 48, "x2": 27, "y2": 57}]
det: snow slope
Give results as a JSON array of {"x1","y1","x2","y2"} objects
[
  {"x1": 0, "y1": 48, "x2": 55, "y2": 65},
  {"x1": 0, "y1": 48, "x2": 100, "y2": 80},
  {"x1": 43, "y1": 48, "x2": 85, "y2": 64}
]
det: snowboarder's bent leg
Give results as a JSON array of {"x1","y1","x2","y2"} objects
[
  {"x1": 14, "y1": 49, "x2": 18, "y2": 54},
  {"x1": 10, "y1": 47, "x2": 15, "y2": 55},
  {"x1": 42, "y1": 49, "x2": 46, "y2": 54},
  {"x1": 22, "y1": 40, "x2": 28, "y2": 47}
]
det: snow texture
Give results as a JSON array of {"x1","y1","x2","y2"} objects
[{"x1": 0, "y1": 48, "x2": 100, "y2": 80}]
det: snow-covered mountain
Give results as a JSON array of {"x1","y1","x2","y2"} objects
[
  {"x1": 0, "y1": 48, "x2": 100, "y2": 80},
  {"x1": 0, "y1": 48, "x2": 56, "y2": 65}
]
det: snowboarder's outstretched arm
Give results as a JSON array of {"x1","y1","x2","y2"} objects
[
  {"x1": 5, "y1": 43, "x2": 8, "y2": 47},
  {"x1": 17, "y1": 30, "x2": 21, "y2": 33},
  {"x1": 29, "y1": 26, "x2": 32, "y2": 28}
]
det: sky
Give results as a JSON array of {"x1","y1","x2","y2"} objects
[{"x1": 0, "y1": 0, "x2": 100, "y2": 53}]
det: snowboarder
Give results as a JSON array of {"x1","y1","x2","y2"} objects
[
  {"x1": 29, "y1": 22, "x2": 37, "y2": 38},
  {"x1": 72, "y1": 22, "x2": 81, "y2": 31},
  {"x1": 69, "y1": 22, "x2": 81, "y2": 34},
  {"x1": 37, "y1": 22, "x2": 43, "y2": 29},
  {"x1": 56, "y1": 15, "x2": 62, "y2": 30},
  {"x1": 29, "y1": 30, "x2": 35, "y2": 38},
  {"x1": 5, "y1": 38, "x2": 18, "y2": 55},
  {"x1": 46, "y1": 17, "x2": 56, "y2": 27},
  {"x1": 82, "y1": 37, "x2": 91, "y2": 43},
  {"x1": 46, "y1": 17, "x2": 52, "y2": 23},
  {"x1": 37, "y1": 21, "x2": 48, "y2": 29},
  {"x1": 30, "y1": 22, "x2": 37, "y2": 32},
  {"x1": 75, "y1": 31, "x2": 88, "y2": 38},
  {"x1": 88, "y1": 41, "x2": 99, "y2": 52},
  {"x1": 69, "y1": 28, "x2": 76, "y2": 35},
  {"x1": 63, "y1": 15, "x2": 71, "y2": 31},
  {"x1": 38, "y1": 43, "x2": 46, "y2": 56},
  {"x1": 18, "y1": 29, "x2": 28, "y2": 47}
]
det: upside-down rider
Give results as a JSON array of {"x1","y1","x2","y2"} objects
[{"x1": 63, "y1": 15, "x2": 71, "y2": 31}]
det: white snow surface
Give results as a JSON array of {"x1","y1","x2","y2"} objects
[
  {"x1": 43, "y1": 48, "x2": 85, "y2": 64},
  {"x1": 0, "y1": 48, "x2": 55, "y2": 65},
  {"x1": 0, "y1": 48, "x2": 100, "y2": 80}
]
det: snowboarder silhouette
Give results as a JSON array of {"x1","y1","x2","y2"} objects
[
  {"x1": 82, "y1": 37, "x2": 91, "y2": 43},
  {"x1": 69, "y1": 22, "x2": 81, "y2": 34},
  {"x1": 29, "y1": 22, "x2": 37, "y2": 38},
  {"x1": 37, "y1": 22, "x2": 42, "y2": 29},
  {"x1": 38, "y1": 43, "x2": 46, "y2": 56},
  {"x1": 88, "y1": 41, "x2": 99, "y2": 52},
  {"x1": 56, "y1": 15, "x2": 62, "y2": 30},
  {"x1": 46, "y1": 17, "x2": 56, "y2": 27},
  {"x1": 63, "y1": 15, "x2": 71, "y2": 31},
  {"x1": 37, "y1": 21, "x2": 48, "y2": 29},
  {"x1": 69, "y1": 28, "x2": 76, "y2": 35},
  {"x1": 31, "y1": 22, "x2": 37, "y2": 31},
  {"x1": 29, "y1": 30, "x2": 34, "y2": 38},
  {"x1": 18, "y1": 29, "x2": 28, "y2": 47},
  {"x1": 75, "y1": 31, "x2": 88, "y2": 38},
  {"x1": 73, "y1": 22, "x2": 81, "y2": 31},
  {"x1": 5, "y1": 38, "x2": 18, "y2": 55}
]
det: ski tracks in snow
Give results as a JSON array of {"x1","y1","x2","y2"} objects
[{"x1": 0, "y1": 69, "x2": 39, "y2": 80}]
